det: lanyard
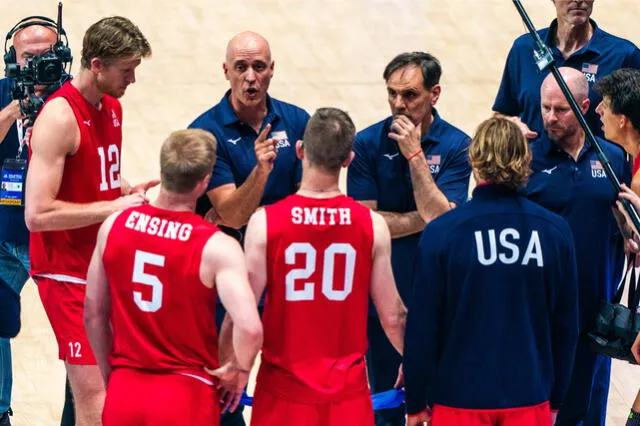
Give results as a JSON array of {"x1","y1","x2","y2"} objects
[{"x1": 16, "y1": 119, "x2": 26, "y2": 158}]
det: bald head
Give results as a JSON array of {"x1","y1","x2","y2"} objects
[
  {"x1": 541, "y1": 67, "x2": 589, "y2": 103},
  {"x1": 225, "y1": 31, "x2": 271, "y2": 64},
  {"x1": 223, "y1": 31, "x2": 274, "y2": 111},
  {"x1": 540, "y1": 67, "x2": 591, "y2": 143},
  {"x1": 12, "y1": 23, "x2": 57, "y2": 67}
]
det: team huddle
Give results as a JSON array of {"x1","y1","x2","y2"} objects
[{"x1": 3, "y1": 1, "x2": 640, "y2": 426}]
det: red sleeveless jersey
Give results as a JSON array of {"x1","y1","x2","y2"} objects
[
  {"x1": 102, "y1": 204, "x2": 220, "y2": 382},
  {"x1": 259, "y1": 194, "x2": 374, "y2": 403},
  {"x1": 30, "y1": 81, "x2": 123, "y2": 281}
]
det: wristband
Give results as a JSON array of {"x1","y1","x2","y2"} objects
[
  {"x1": 628, "y1": 409, "x2": 640, "y2": 425},
  {"x1": 407, "y1": 150, "x2": 423, "y2": 162}
]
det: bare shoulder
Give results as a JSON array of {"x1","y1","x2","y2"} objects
[
  {"x1": 202, "y1": 231, "x2": 243, "y2": 265},
  {"x1": 31, "y1": 97, "x2": 79, "y2": 154},
  {"x1": 370, "y1": 210, "x2": 391, "y2": 251},
  {"x1": 97, "y1": 211, "x2": 124, "y2": 248},
  {"x1": 247, "y1": 208, "x2": 266, "y2": 231}
]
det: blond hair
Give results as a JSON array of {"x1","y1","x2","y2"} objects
[
  {"x1": 160, "y1": 129, "x2": 217, "y2": 194},
  {"x1": 81, "y1": 16, "x2": 151, "y2": 68},
  {"x1": 469, "y1": 118, "x2": 532, "y2": 189}
]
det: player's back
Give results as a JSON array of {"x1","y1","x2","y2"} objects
[
  {"x1": 260, "y1": 193, "x2": 374, "y2": 403},
  {"x1": 102, "y1": 203, "x2": 219, "y2": 382}
]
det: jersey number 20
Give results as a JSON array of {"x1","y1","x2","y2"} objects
[
  {"x1": 132, "y1": 250, "x2": 165, "y2": 312},
  {"x1": 285, "y1": 242, "x2": 355, "y2": 301}
]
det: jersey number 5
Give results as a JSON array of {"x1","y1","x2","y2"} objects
[
  {"x1": 98, "y1": 144, "x2": 121, "y2": 191},
  {"x1": 132, "y1": 250, "x2": 165, "y2": 312},
  {"x1": 285, "y1": 242, "x2": 355, "y2": 302}
]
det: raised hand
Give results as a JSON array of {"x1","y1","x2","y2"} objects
[
  {"x1": 255, "y1": 123, "x2": 277, "y2": 173},
  {"x1": 388, "y1": 115, "x2": 422, "y2": 160}
]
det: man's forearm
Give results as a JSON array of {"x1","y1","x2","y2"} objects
[
  {"x1": 218, "y1": 314, "x2": 235, "y2": 365},
  {"x1": 26, "y1": 199, "x2": 117, "y2": 232},
  {"x1": 378, "y1": 210, "x2": 425, "y2": 238},
  {"x1": 85, "y1": 317, "x2": 112, "y2": 384},
  {"x1": 380, "y1": 308, "x2": 407, "y2": 355},
  {"x1": 408, "y1": 155, "x2": 451, "y2": 223},
  {"x1": 232, "y1": 323, "x2": 263, "y2": 371},
  {"x1": 217, "y1": 167, "x2": 270, "y2": 229},
  {"x1": 0, "y1": 117, "x2": 14, "y2": 144}
]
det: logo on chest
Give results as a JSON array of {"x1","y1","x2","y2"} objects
[
  {"x1": 590, "y1": 160, "x2": 606, "y2": 179},
  {"x1": 270, "y1": 130, "x2": 291, "y2": 150},
  {"x1": 111, "y1": 110, "x2": 120, "y2": 128},
  {"x1": 427, "y1": 154, "x2": 441, "y2": 174},
  {"x1": 582, "y1": 63, "x2": 599, "y2": 84}
]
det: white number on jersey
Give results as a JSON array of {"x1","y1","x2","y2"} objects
[
  {"x1": 285, "y1": 242, "x2": 356, "y2": 301},
  {"x1": 132, "y1": 250, "x2": 165, "y2": 312},
  {"x1": 98, "y1": 144, "x2": 121, "y2": 191}
]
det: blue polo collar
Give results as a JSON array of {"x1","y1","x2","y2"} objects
[
  {"x1": 539, "y1": 133, "x2": 592, "y2": 158},
  {"x1": 472, "y1": 183, "x2": 518, "y2": 200},
  {"x1": 545, "y1": 19, "x2": 604, "y2": 56},
  {"x1": 218, "y1": 89, "x2": 280, "y2": 127},
  {"x1": 421, "y1": 108, "x2": 447, "y2": 145}
]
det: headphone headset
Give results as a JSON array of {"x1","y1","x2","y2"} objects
[{"x1": 4, "y1": 15, "x2": 68, "y2": 67}]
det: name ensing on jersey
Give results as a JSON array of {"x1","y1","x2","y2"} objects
[
  {"x1": 474, "y1": 228, "x2": 543, "y2": 267},
  {"x1": 124, "y1": 211, "x2": 193, "y2": 241},
  {"x1": 291, "y1": 207, "x2": 352, "y2": 226}
]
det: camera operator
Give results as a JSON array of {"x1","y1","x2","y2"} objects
[{"x1": 0, "y1": 19, "x2": 58, "y2": 426}]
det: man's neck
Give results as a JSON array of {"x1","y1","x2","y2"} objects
[
  {"x1": 420, "y1": 112, "x2": 435, "y2": 137},
  {"x1": 557, "y1": 129, "x2": 586, "y2": 161},
  {"x1": 151, "y1": 190, "x2": 196, "y2": 213},
  {"x1": 71, "y1": 69, "x2": 104, "y2": 108},
  {"x1": 298, "y1": 168, "x2": 342, "y2": 199},
  {"x1": 554, "y1": 19, "x2": 593, "y2": 59},
  {"x1": 622, "y1": 131, "x2": 640, "y2": 159},
  {"x1": 230, "y1": 95, "x2": 268, "y2": 131}
]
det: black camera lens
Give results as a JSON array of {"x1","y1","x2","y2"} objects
[{"x1": 35, "y1": 57, "x2": 63, "y2": 84}]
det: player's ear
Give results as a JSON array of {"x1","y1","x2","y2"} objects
[
  {"x1": 343, "y1": 151, "x2": 355, "y2": 168},
  {"x1": 295, "y1": 140, "x2": 304, "y2": 160}
]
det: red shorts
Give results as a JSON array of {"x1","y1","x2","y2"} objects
[
  {"x1": 431, "y1": 401, "x2": 552, "y2": 426},
  {"x1": 37, "y1": 278, "x2": 96, "y2": 365},
  {"x1": 103, "y1": 368, "x2": 219, "y2": 426},
  {"x1": 250, "y1": 386, "x2": 374, "y2": 426}
]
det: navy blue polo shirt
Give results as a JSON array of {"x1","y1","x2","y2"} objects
[
  {"x1": 347, "y1": 109, "x2": 471, "y2": 303},
  {"x1": 404, "y1": 184, "x2": 578, "y2": 413},
  {"x1": 189, "y1": 90, "x2": 309, "y2": 238},
  {"x1": 521, "y1": 134, "x2": 630, "y2": 329},
  {"x1": 0, "y1": 78, "x2": 29, "y2": 245},
  {"x1": 493, "y1": 20, "x2": 640, "y2": 139}
]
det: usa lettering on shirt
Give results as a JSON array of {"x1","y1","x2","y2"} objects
[
  {"x1": 124, "y1": 211, "x2": 193, "y2": 241},
  {"x1": 291, "y1": 207, "x2": 352, "y2": 226},
  {"x1": 474, "y1": 228, "x2": 544, "y2": 267}
]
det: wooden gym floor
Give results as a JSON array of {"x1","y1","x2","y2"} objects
[{"x1": 3, "y1": 0, "x2": 640, "y2": 424}]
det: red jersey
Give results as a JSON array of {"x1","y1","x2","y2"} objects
[
  {"x1": 259, "y1": 194, "x2": 374, "y2": 403},
  {"x1": 102, "y1": 204, "x2": 220, "y2": 382},
  {"x1": 30, "y1": 81, "x2": 123, "y2": 281}
]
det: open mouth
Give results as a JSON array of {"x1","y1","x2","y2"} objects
[{"x1": 246, "y1": 88, "x2": 259, "y2": 97}]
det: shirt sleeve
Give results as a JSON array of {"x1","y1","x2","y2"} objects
[
  {"x1": 492, "y1": 43, "x2": 522, "y2": 117},
  {"x1": 188, "y1": 117, "x2": 236, "y2": 191},
  {"x1": 347, "y1": 133, "x2": 378, "y2": 201},
  {"x1": 437, "y1": 137, "x2": 472, "y2": 205},
  {"x1": 622, "y1": 45, "x2": 640, "y2": 69},
  {"x1": 293, "y1": 110, "x2": 310, "y2": 187},
  {"x1": 404, "y1": 225, "x2": 446, "y2": 414},
  {"x1": 549, "y1": 223, "x2": 579, "y2": 410}
]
